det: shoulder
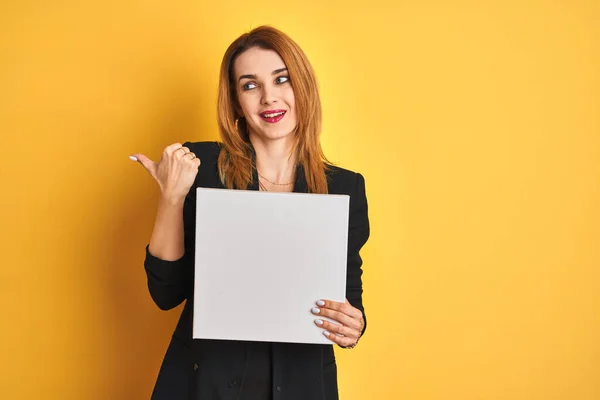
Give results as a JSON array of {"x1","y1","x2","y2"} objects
[
  {"x1": 325, "y1": 164, "x2": 366, "y2": 197},
  {"x1": 183, "y1": 141, "x2": 222, "y2": 188},
  {"x1": 326, "y1": 165, "x2": 368, "y2": 229},
  {"x1": 183, "y1": 141, "x2": 222, "y2": 160}
]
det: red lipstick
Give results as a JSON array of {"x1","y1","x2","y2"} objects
[{"x1": 259, "y1": 109, "x2": 286, "y2": 123}]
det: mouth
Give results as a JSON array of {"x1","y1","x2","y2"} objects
[{"x1": 259, "y1": 110, "x2": 286, "y2": 123}]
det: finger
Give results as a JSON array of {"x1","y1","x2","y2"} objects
[
  {"x1": 344, "y1": 300, "x2": 366, "y2": 332},
  {"x1": 164, "y1": 142, "x2": 183, "y2": 156},
  {"x1": 311, "y1": 306, "x2": 361, "y2": 331},
  {"x1": 317, "y1": 299, "x2": 363, "y2": 321},
  {"x1": 345, "y1": 299, "x2": 365, "y2": 321},
  {"x1": 314, "y1": 319, "x2": 359, "y2": 340},
  {"x1": 130, "y1": 153, "x2": 157, "y2": 176},
  {"x1": 322, "y1": 330, "x2": 357, "y2": 348},
  {"x1": 173, "y1": 146, "x2": 190, "y2": 159},
  {"x1": 182, "y1": 151, "x2": 197, "y2": 161}
]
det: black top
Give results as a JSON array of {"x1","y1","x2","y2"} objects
[
  {"x1": 240, "y1": 342, "x2": 272, "y2": 400},
  {"x1": 144, "y1": 141, "x2": 370, "y2": 400}
]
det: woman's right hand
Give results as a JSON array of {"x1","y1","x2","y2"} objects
[{"x1": 131, "y1": 143, "x2": 201, "y2": 203}]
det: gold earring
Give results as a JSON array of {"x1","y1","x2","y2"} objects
[{"x1": 235, "y1": 116, "x2": 244, "y2": 132}]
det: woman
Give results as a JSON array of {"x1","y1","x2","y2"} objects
[{"x1": 131, "y1": 25, "x2": 370, "y2": 400}]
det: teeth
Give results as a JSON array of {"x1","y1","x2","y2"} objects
[{"x1": 263, "y1": 111, "x2": 284, "y2": 118}]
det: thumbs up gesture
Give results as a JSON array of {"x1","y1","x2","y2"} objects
[{"x1": 130, "y1": 143, "x2": 201, "y2": 203}]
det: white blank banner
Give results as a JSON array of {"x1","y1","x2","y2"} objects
[{"x1": 193, "y1": 188, "x2": 349, "y2": 345}]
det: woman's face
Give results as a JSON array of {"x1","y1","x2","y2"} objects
[{"x1": 233, "y1": 47, "x2": 297, "y2": 143}]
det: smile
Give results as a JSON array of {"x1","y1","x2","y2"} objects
[{"x1": 259, "y1": 110, "x2": 286, "y2": 123}]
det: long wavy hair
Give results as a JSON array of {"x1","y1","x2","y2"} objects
[{"x1": 216, "y1": 25, "x2": 329, "y2": 193}]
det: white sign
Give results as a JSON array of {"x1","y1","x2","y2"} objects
[{"x1": 193, "y1": 187, "x2": 349, "y2": 344}]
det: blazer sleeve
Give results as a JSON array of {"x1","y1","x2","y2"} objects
[
  {"x1": 143, "y1": 141, "x2": 198, "y2": 311},
  {"x1": 346, "y1": 172, "x2": 370, "y2": 336}
]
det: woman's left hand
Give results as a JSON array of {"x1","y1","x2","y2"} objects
[{"x1": 312, "y1": 299, "x2": 364, "y2": 348}]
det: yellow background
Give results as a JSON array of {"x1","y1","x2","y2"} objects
[{"x1": 1, "y1": 0, "x2": 599, "y2": 399}]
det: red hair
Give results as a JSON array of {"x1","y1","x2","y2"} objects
[{"x1": 216, "y1": 25, "x2": 329, "y2": 193}]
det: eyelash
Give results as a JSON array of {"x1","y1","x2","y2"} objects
[{"x1": 242, "y1": 76, "x2": 290, "y2": 91}]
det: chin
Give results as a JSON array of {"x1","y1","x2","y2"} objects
[{"x1": 253, "y1": 126, "x2": 296, "y2": 142}]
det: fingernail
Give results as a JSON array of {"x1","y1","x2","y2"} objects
[
  {"x1": 312, "y1": 307, "x2": 320, "y2": 314},
  {"x1": 129, "y1": 156, "x2": 138, "y2": 162},
  {"x1": 323, "y1": 331, "x2": 330, "y2": 337},
  {"x1": 315, "y1": 319, "x2": 323, "y2": 325},
  {"x1": 317, "y1": 300, "x2": 325, "y2": 306}
]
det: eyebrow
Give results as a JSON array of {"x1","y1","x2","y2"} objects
[{"x1": 238, "y1": 68, "x2": 288, "y2": 82}]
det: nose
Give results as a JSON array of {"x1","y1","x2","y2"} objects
[{"x1": 261, "y1": 84, "x2": 278, "y2": 105}]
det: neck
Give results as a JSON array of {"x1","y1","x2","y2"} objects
[{"x1": 249, "y1": 133, "x2": 297, "y2": 184}]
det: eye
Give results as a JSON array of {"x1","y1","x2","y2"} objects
[
  {"x1": 242, "y1": 82, "x2": 257, "y2": 90},
  {"x1": 276, "y1": 76, "x2": 290, "y2": 84}
]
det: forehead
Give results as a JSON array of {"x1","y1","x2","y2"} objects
[{"x1": 233, "y1": 47, "x2": 287, "y2": 78}]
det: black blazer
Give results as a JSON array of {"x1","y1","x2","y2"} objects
[{"x1": 144, "y1": 141, "x2": 370, "y2": 400}]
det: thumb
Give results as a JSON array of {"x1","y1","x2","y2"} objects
[{"x1": 130, "y1": 153, "x2": 157, "y2": 176}]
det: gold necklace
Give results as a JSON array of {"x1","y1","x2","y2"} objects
[{"x1": 257, "y1": 171, "x2": 294, "y2": 186}]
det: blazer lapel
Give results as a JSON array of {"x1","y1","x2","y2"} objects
[{"x1": 292, "y1": 164, "x2": 308, "y2": 193}]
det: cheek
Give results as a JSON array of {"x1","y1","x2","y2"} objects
[
  {"x1": 237, "y1": 88, "x2": 256, "y2": 107},
  {"x1": 285, "y1": 91, "x2": 296, "y2": 112},
  {"x1": 238, "y1": 98, "x2": 256, "y2": 118},
  {"x1": 287, "y1": 87, "x2": 296, "y2": 102}
]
